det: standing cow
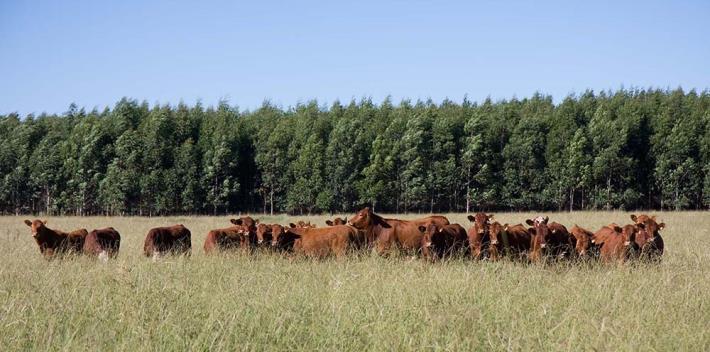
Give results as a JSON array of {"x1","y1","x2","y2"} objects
[
  {"x1": 83, "y1": 227, "x2": 121, "y2": 261},
  {"x1": 488, "y1": 223, "x2": 533, "y2": 261},
  {"x1": 144, "y1": 224, "x2": 192, "y2": 258},
  {"x1": 466, "y1": 213, "x2": 493, "y2": 260},
  {"x1": 24, "y1": 219, "x2": 87, "y2": 259}
]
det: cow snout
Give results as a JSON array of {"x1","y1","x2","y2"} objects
[
  {"x1": 424, "y1": 241, "x2": 432, "y2": 248},
  {"x1": 624, "y1": 240, "x2": 631, "y2": 246},
  {"x1": 271, "y1": 241, "x2": 278, "y2": 247},
  {"x1": 540, "y1": 243, "x2": 547, "y2": 249},
  {"x1": 257, "y1": 239, "x2": 264, "y2": 244},
  {"x1": 490, "y1": 239, "x2": 498, "y2": 245}
]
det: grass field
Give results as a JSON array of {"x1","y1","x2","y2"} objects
[{"x1": 1, "y1": 212, "x2": 708, "y2": 351}]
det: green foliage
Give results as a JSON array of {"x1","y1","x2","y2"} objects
[{"x1": 0, "y1": 89, "x2": 708, "y2": 214}]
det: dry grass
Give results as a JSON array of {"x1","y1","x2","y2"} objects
[{"x1": 0, "y1": 211, "x2": 708, "y2": 351}]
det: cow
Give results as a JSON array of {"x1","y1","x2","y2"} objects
[
  {"x1": 325, "y1": 217, "x2": 347, "y2": 226},
  {"x1": 255, "y1": 223, "x2": 273, "y2": 246},
  {"x1": 269, "y1": 224, "x2": 299, "y2": 252},
  {"x1": 466, "y1": 213, "x2": 493, "y2": 260},
  {"x1": 630, "y1": 214, "x2": 665, "y2": 261},
  {"x1": 592, "y1": 224, "x2": 636, "y2": 263},
  {"x1": 569, "y1": 225, "x2": 597, "y2": 259},
  {"x1": 347, "y1": 207, "x2": 450, "y2": 254},
  {"x1": 144, "y1": 224, "x2": 191, "y2": 258},
  {"x1": 270, "y1": 224, "x2": 360, "y2": 258},
  {"x1": 24, "y1": 219, "x2": 87, "y2": 259},
  {"x1": 83, "y1": 227, "x2": 121, "y2": 261},
  {"x1": 420, "y1": 223, "x2": 468, "y2": 261},
  {"x1": 526, "y1": 216, "x2": 573, "y2": 262},
  {"x1": 203, "y1": 224, "x2": 249, "y2": 254},
  {"x1": 488, "y1": 223, "x2": 533, "y2": 261},
  {"x1": 230, "y1": 216, "x2": 259, "y2": 245}
]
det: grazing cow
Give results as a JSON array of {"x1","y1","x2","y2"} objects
[
  {"x1": 466, "y1": 213, "x2": 493, "y2": 260},
  {"x1": 347, "y1": 207, "x2": 450, "y2": 254},
  {"x1": 420, "y1": 224, "x2": 468, "y2": 261},
  {"x1": 144, "y1": 224, "x2": 191, "y2": 258},
  {"x1": 630, "y1": 214, "x2": 665, "y2": 260},
  {"x1": 325, "y1": 217, "x2": 347, "y2": 226},
  {"x1": 592, "y1": 224, "x2": 636, "y2": 263},
  {"x1": 203, "y1": 225, "x2": 249, "y2": 254},
  {"x1": 488, "y1": 223, "x2": 533, "y2": 260},
  {"x1": 24, "y1": 219, "x2": 87, "y2": 259},
  {"x1": 83, "y1": 227, "x2": 121, "y2": 261},
  {"x1": 569, "y1": 225, "x2": 597, "y2": 258},
  {"x1": 271, "y1": 224, "x2": 360, "y2": 258},
  {"x1": 526, "y1": 217, "x2": 573, "y2": 262}
]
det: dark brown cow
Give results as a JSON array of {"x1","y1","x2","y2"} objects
[
  {"x1": 269, "y1": 224, "x2": 299, "y2": 252},
  {"x1": 347, "y1": 207, "x2": 450, "y2": 254},
  {"x1": 203, "y1": 225, "x2": 249, "y2": 254},
  {"x1": 488, "y1": 223, "x2": 533, "y2": 260},
  {"x1": 270, "y1": 224, "x2": 360, "y2": 258},
  {"x1": 420, "y1": 224, "x2": 468, "y2": 261},
  {"x1": 83, "y1": 227, "x2": 121, "y2": 261},
  {"x1": 630, "y1": 214, "x2": 665, "y2": 260},
  {"x1": 144, "y1": 224, "x2": 191, "y2": 258},
  {"x1": 526, "y1": 216, "x2": 573, "y2": 262},
  {"x1": 24, "y1": 220, "x2": 87, "y2": 259},
  {"x1": 569, "y1": 224, "x2": 597, "y2": 258},
  {"x1": 592, "y1": 224, "x2": 636, "y2": 263},
  {"x1": 230, "y1": 216, "x2": 259, "y2": 244},
  {"x1": 466, "y1": 213, "x2": 493, "y2": 260},
  {"x1": 325, "y1": 217, "x2": 347, "y2": 226}
]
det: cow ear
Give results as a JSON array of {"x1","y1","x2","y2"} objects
[
  {"x1": 543, "y1": 216, "x2": 549, "y2": 224},
  {"x1": 658, "y1": 222, "x2": 665, "y2": 230},
  {"x1": 418, "y1": 225, "x2": 426, "y2": 233},
  {"x1": 630, "y1": 214, "x2": 637, "y2": 222},
  {"x1": 230, "y1": 219, "x2": 243, "y2": 225},
  {"x1": 255, "y1": 219, "x2": 259, "y2": 225},
  {"x1": 503, "y1": 223, "x2": 509, "y2": 231},
  {"x1": 325, "y1": 220, "x2": 333, "y2": 226},
  {"x1": 613, "y1": 226, "x2": 623, "y2": 233},
  {"x1": 24, "y1": 220, "x2": 32, "y2": 226},
  {"x1": 525, "y1": 219, "x2": 534, "y2": 226},
  {"x1": 467, "y1": 215, "x2": 475, "y2": 222},
  {"x1": 289, "y1": 223, "x2": 297, "y2": 228}
]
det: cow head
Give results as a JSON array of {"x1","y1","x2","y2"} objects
[
  {"x1": 255, "y1": 223, "x2": 272, "y2": 245},
  {"x1": 325, "y1": 217, "x2": 347, "y2": 226},
  {"x1": 348, "y1": 207, "x2": 374, "y2": 229},
  {"x1": 230, "y1": 216, "x2": 259, "y2": 231},
  {"x1": 24, "y1": 219, "x2": 48, "y2": 238},
  {"x1": 489, "y1": 222, "x2": 505, "y2": 246},
  {"x1": 270, "y1": 224, "x2": 287, "y2": 247},
  {"x1": 418, "y1": 224, "x2": 441, "y2": 260},
  {"x1": 526, "y1": 216, "x2": 550, "y2": 251},
  {"x1": 467, "y1": 213, "x2": 493, "y2": 236},
  {"x1": 620, "y1": 224, "x2": 638, "y2": 248},
  {"x1": 569, "y1": 225, "x2": 593, "y2": 257},
  {"x1": 630, "y1": 214, "x2": 664, "y2": 244}
]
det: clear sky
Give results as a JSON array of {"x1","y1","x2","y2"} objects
[{"x1": 1, "y1": 0, "x2": 709, "y2": 115}]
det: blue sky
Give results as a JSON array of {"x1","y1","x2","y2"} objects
[{"x1": 1, "y1": 0, "x2": 708, "y2": 115}]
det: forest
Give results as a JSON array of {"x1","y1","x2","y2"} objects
[{"x1": 0, "y1": 88, "x2": 708, "y2": 215}]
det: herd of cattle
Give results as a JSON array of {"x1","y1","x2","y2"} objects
[{"x1": 23, "y1": 207, "x2": 666, "y2": 263}]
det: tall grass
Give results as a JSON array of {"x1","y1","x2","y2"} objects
[{"x1": 0, "y1": 212, "x2": 708, "y2": 351}]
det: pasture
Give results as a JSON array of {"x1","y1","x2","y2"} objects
[{"x1": 1, "y1": 212, "x2": 708, "y2": 351}]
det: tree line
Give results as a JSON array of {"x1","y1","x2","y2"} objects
[{"x1": 1, "y1": 88, "x2": 708, "y2": 215}]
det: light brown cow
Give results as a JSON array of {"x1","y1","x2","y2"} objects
[
  {"x1": 24, "y1": 219, "x2": 87, "y2": 259},
  {"x1": 83, "y1": 227, "x2": 121, "y2": 261},
  {"x1": 270, "y1": 224, "x2": 360, "y2": 258},
  {"x1": 347, "y1": 207, "x2": 450, "y2": 254},
  {"x1": 569, "y1": 225, "x2": 596, "y2": 258},
  {"x1": 592, "y1": 224, "x2": 636, "y2": 263},
  {"x1": 203, "y1": 224, "x2": 249, "y2": 254},
  {"x1": 630, "y1": 214, "x2": 665, "y2": 260},
  {"x1": 466, "y1": 213, "x2": 493, "y2": 260}
]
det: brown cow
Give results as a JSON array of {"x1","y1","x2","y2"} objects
[
  {"x1": 526, "y1": 216, "x2": 573, "y2": 262},
  {"x1": 24, "y1": 220, "x2": 87, "y2": 259},
  {"x1": 203, "y1": 225, "x2": 249, "y2": 254},
  {"x1": 83, "y1": 227, "x2": 121, "y2": 261},
  {"x1": 347, "y1": 207, "x2": 450, "y2": 254},
  {"x1": 325, "y1": 217, "x2": 347, "y2": 226},
  {"x1": 420, "y1": 224, "x2": 468, "y2": 261},
  {"x1": 466, "y1": 213, "x2": 493, "y2": 260},
  {"x1": 271, "y1": 224, "x2": 360, "y2": 258},
  {"x1": 569, "y1": 224, "x2": 597, "y2": 258},
  {"x1": 144, "y1": 224, "x2": 191, "y2": 258},
  {"x1": 255, "y1": 223, "x2": 273, "y2": 246},
  {"x1": 488, "y1": 223, "x2": 533, "y2": 261},
  {"x1": 592, "y1": 224, "x2": 636, "y2": 263},
  {"x1": 230, "y1": 216, "x2": 259, "y2": 245},
  {"x1": 630, "y1": 214, "x2": 665, "y2": 260}
]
